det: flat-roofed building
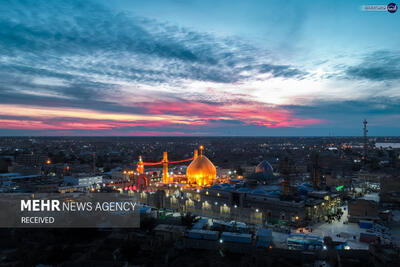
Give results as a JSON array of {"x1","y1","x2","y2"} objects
[
  {"x1": 64, "y1": 175, "x2": 103, "y2": 187},
  {"x1": 348, "y1": 199, "x2": 379, "y2": 223},
  {"x1": 380, "y1": 175, "x2": 400, "y2": 207}
]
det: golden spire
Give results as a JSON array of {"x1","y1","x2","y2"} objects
[
  {"x1": 162, "y1": 152, "x2": 169, "y2": 184},
  {"x1": 199, "y1": 145, "x2": 204, "y2": 157},
  {"x1": 137, "y1": 155, "x2": 144, "y2": 174}
]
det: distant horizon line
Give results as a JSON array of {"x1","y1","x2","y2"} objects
[{"x1": 0, "y1": 135, "x2": 399, "y2": 138}]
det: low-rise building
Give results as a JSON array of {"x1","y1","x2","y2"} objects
[
  {"x1": 154, "y1": 224, "x2": 186, "y2": 242},
  {"x1": 64, "y1": 175, "x2": 103, "y2": 187},
  {"x1": 348, "y1": 199, "x2": 379, "y2": 223},
  {"x1": 380, "y1": 176, "x2": 400, "y2": 207}
]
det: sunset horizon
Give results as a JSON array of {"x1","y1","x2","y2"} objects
[{"x1": 1, "y1": 0, "x2": 399, "y2": 136}]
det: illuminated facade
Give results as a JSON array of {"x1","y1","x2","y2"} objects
[
  {"x1": 132, "y1": 146, "x2": 215, "y2": 187},
  {"x1": 162, "y1": 152, "x2": 169, "y2": 184},
  {"x1": 137, "y1": 156, "x2": 144, "y2": 174},
  {"x1": 186, "y1": 146, "x2": 216, "y2": 186}
]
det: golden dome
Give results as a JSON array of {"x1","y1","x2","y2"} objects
[{"x1": 186, "y1": 154, "x2": 216, "y2": 186}]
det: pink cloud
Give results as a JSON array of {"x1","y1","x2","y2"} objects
[
  {"x1": 0, "y1": 119, "x2": 177, "y2": 130},
  {"x1": 141, "y1": 100, "x2": 324, "y2": 127},
  {"x1": 0, "y1": 99, "x2": 324, "y2": 134}
]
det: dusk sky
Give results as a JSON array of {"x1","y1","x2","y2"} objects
[{"x1": 0, "y1": 0, "x2": 399, "y2": 136}]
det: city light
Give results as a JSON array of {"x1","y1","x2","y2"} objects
[
  {"x1": 336, "y1": 185, "x2": 344, "y2": 191},
  {"x1": 0, "y1": 0, "x2": 398, "y2": 263}
]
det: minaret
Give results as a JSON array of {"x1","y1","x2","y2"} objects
[
  {"x1": 282, "y1": 179, "x2": 290, "y2": 196},
  {"x1": 137, "y1": 156, "x2": 144, "y2": 174},
  {"x1": 162, "y1": 152, "x2": 169, "y2": 184},
  {"x1": 199, "y1": 145, "x2": 204, "y2": 157},
  {"x1": 363, "y1": 119, "x2": 368, "y2": 159},
  {"x1": 92, "y1": 152, "x2": 96, "y2": 175},
  {"x1": 194, "y1": 149, "x2": 198, "y2": 159},
  {"x1": 312, "y1": 153, "x2": 321, "y2": 189},
  {"x1": 280, "y1": 157, "x2": 291, "y2": 196}
]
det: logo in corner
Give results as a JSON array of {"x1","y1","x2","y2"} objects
[{"x1": 387, "y1": 3, "x2": 398, "y2": 13}]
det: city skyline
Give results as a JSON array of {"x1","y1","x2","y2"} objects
[{"x1": 0, "y1": 0, "x2": 399, "y2": 136}]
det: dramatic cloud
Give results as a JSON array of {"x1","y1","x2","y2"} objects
[
  {"x1": 0, "y1": 0, "x2": 399, "y2": 135},
  {"x1": 0, "y1": 101, "x2": 323, "y2": 135},
  {"x1": 346, "y1": 51, "x2": 400, "y2": 81}
]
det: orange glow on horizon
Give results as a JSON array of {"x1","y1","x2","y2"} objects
[
  {"x1": 0, "y1": 100, "x2": 324, "y2": 133},
  {"x1": 0, "y1": 104, "x2": 200, "y2": 124}
]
